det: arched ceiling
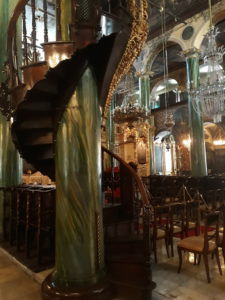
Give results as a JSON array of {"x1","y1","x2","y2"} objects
[{"x1": 151, "y1": 43, "x2": 185, "y2": 78}]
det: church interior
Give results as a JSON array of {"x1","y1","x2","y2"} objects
[{"x1": 1, "y1": 0, "x2": 225, "y2": 299}]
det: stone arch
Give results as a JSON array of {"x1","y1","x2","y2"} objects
[
  {"x1": 144, "y1": 34, "x2": 186, "y2": 73},
  {"x1": 150, "y1": 78, "x2": 178, "y2": 99},
  {"x1": 168, "y1": 35, "x2": 186, "y2": 52},
  {"x1": 192, "y1": 19, "x2": 210, "y2": 49}
]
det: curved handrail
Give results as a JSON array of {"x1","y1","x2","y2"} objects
[{"x1": 102, "y1": 145, "x2": 150, "y2": 206}]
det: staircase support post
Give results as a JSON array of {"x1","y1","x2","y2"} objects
[{"x1": 42, "y1": 67, "x2": 112, "y2": 299}]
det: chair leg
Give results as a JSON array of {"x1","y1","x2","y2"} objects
[
  {"x1": 177, "y1": 247, "x2": 182, "y2": 273},
  {"x1": 215, "y1": 248, "x2": 222, "y2": 276},
  {"x1": 222, "y1": 246, "x2": 225, "y2": 264},
  {"x1": 170, "y1": 236, "x2": 174, "y2": 257},
  {"x1": 203, "y1": 253, "x2": 210, "y2": 283},
  {"x1": 165, "y1": 237, "x2": 170, "y2": 258},
  {"x1": 197, "y1": 254, "x2": 201, "y2": 265},
  {"x1": 194, "y1": 253, "x2": 197, "y2": 265},
  {"x1": 153, "y1": 240, "x2": 157, "y2": 264}
]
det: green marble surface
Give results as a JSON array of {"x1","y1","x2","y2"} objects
[
  {"x1": 139, "y1": 75, "x2": 155, "y2": 175},
  {"x1": 106, "y1": 100, "x2": 115, "y2": 152},
  {"x1": 60, "y1": 0, "x2": 72, "y2": 41},
  {"x1": 139, "y1": 75, "x2": 150, "y2": 110},
  {"x1": 186, "y1": 54, "x2": 207, "y2": 177},
  {"x1": 53, "y1": 68, "x2": 105, "y2": 289},
  {"x1": 0, "y1": 0, "x2": 19, "y2": 81},
  {"x1": 0, "y1": 114, "x2": 22, "y2": 233}
]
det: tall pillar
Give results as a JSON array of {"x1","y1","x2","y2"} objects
[
  {"x1": 184, "y1": 48, "x2": 207, "y2": 176},
  {"x1": 0, "y1": 114, "x2": 22, "y2": 234},
  {"x1": 60, "y1": 0, "x2": 73, "y2": 41},
  {"x1": 138, "y1": 72, "x2": 155, "y2": 175},
  {"x1": 107, "y1": 97, "x2": 115, "y2": 152},
  {"x1": 42, "y1": 68, "x2": 112, "y2": 299},
  {"x1": 0, "y1": 0, "x2": 23, "y2": 235}
]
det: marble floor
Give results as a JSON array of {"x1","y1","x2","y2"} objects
[
  {"x1": 152, "y1": 239, "x2": 225, "y2": 300},
  {"x1": 1, "y1": 243, "x2": 225, "y2": 300},
  {"x1": 0, "y1": 248, "x2": 42, "y2": 300}
]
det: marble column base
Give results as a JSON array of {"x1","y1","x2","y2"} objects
[{"x1": 42, "y1": 274, "x2": 114, "y2": 300}]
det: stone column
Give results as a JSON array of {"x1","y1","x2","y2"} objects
[
  {"x1": 184, "y1": 48, "x2": 207, "y2": 176},
  {"x1": 107, "y1": 97, "x2": 115, "y2": 152},
  {"x1": 60, "y1": 0, "x2": 73, "y2": 41},
  {"x1": 138, "y1": 72, "x2": 155, "y2": 175},
  {"x1": 0, "y1": 114, "x2": 22, "y2": 234},
  {"x1": 42, "y1": 68, "x2": 112, "y2": 299}
]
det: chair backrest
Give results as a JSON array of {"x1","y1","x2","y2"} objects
[
  {"x1": 186, "y1": 200, "x2": 200, "y2": 235},
  {"x1": 203, "y1": 210, "x2": 220, "y2": 252},
  {"x1": 219, "y1": 204, "x2": 225, "y2": 247},
  {"x1": 170, "y1": 202, "x2": 186, "y2": 233},
  {"x1": 152, "y1": 205, "x2": 170, "y2": 238}
]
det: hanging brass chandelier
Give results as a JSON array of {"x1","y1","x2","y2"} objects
[
  {"x1": 113, "y1": 72, "x2": 151, "y2": 124},
  {"x1": 191, "y1": 0, "x2": 225, "y2": 123}
]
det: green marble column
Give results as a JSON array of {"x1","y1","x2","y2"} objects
[
  {"x1": 60, "y1": 0, "x2": 72, "y2": 41},
  {"x1": 107, "y1": 98, "x2": 115, "y2": 152},
  {"x1": 185, "y1": 49, "x2": 207, "y2": 177},
  {"x1": 0, "y1": 0, "x2": 23, "y2": 235},
  {"x1": 42, "y1": 68, "x2": 111, "y2": 299},
  {"x1": 139, "y1": 74, "x2": 150, "y2": 111},
  {"x1": 148, "y1": 116, "x2": 155, "y2": 175},
  {"x1": 139, "y1": 73, "x2": 154, "y2": 175},
  {"x1": 0, "y1": 0, "x2": 19, "y2": 80},
  {"x1": 0, "y1": 114, "x2": 22, "y2": 234}
]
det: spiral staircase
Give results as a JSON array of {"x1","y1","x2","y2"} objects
[
  {"x1": 3, "y1": 1, "x2": 154, "y2": 299},
  {"x1": 11, "y1": 34, "x2": 154, "y2": 300}
]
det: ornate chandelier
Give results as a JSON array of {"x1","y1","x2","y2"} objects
[
  {"x1": 113, "y1": 101, "x2": 151, "y2": 124},
  {"x1": 191, "y1": 0, "x2": 225, "y2": 123},
  {"x1": 113, "y1": 72, "x2": 151, "y2": 124}
]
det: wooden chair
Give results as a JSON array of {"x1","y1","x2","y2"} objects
[
  {"x1": 177, "y1": 210, "x2": 222, "y2": 283},
  {"x1": 169, "y1": 202, "x2": 186, "y2": 257},
  {"x1": 152, "y1": 205, "x2": 170, "y2": 263},
  {"x1": 185, "y1": 200, "x2": 200, "y2": 237},
  {"x1": 217, "y1": 205, "x2": 225, "y2": 263}
]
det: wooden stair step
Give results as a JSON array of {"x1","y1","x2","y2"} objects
[
  {"x1": 23, "y1": 145, "x2": 53, "y2": 160},
  {"x1": 19, "y1": 130, "x2": 53, "y2": 145},
  {"x1": 108, "y1": 278, "x2": 155, "y2": 300},
  {"x1": 31, "y1": 79, "x2": 58, "y2": 96},
  {"x1": 19, "y1": 117, "x2": 52, "y2": 129},
  {"x1": 19, "y1": 101, "x2": 52, "y2": 111},
  {"x1": 107, "y1": 257, "x2": 151, "y2": 286},
  {"x1": 107, "y1": 252, "x2": 145, "y2": 264}
]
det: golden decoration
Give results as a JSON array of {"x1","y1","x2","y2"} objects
[{"x1": 102, "y1": 0, "x2": 149, "y2": 122}]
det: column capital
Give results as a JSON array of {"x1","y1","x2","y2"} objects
[
  {"x1": 182, "y1": 47, "x2": 201, "y2": 58},
  {"x1": 136, "y1": 71, "x2": 154, "y2": 78}
]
